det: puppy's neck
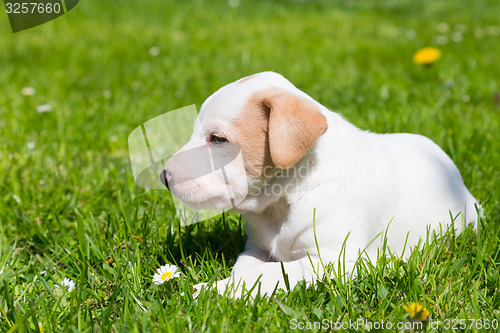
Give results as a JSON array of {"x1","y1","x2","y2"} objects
[
  {"x1": 233, "y1": 149, "x2": 320, "y2": 214},
  {"x1": 242, "y1": 196, "x2": 291, "y2": 250}
]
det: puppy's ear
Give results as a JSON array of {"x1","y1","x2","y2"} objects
[{"x1": 262, "y1": 93, "x2": 328, "y2": 169}]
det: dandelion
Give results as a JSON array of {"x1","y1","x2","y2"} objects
[
  {"x1": 153, "y1": 264, "x2": 180, "y2": 285},
  {"x1": 149, "y1": 46, "x2": 160, "y2": 57},
  {"x1": 54, "y1": 278, "x2": 75, "y2": 292},
  {"x1": 36, "y1": 104, "x2": 52, "y2": 113},
  {"x1": 413, "y1": 47, "x2": 442, "y2": 65},
  {"x1": 27, "y1": 142, "x2": 36, "y2": 150},
  {"x1": 403, "y1": 302, "x2": 431, "y2": 322},
  {"x1": 22, "y1": 87, "x2": 36, "y2": 96}
]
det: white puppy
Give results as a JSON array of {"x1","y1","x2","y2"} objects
[{"x1": 161, "y1": 72, "x2": 478, "y2": 297}]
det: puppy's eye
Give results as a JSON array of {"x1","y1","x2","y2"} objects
[{"x1": 210, "y1": 134, "x2": 228, "y2": 144}]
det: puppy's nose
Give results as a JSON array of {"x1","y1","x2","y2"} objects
[{"x1": 160, "y1": 169, "x2": 171, "y2": 190}]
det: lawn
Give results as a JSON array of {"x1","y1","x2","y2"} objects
[{"x1": 0, "y1": 0, "x2": 499, "y2": 331}]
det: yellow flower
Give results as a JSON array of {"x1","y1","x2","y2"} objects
[
  {"x1": 413, "y1": 47, "x2": 442, "y2": 65},
  {"x1": 403, "y1": 302, "x2": 431, "y2": 321}
]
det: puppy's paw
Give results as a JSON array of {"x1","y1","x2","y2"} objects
[
  {"x1": 192, "y1": 282, "x2": 208, "y2": 298},
  {"x1": 192, "y1": 278, "x2": 234, "y2": 297}
]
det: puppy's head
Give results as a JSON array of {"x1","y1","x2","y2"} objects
[{"x1": 162, "y1": 72, "x2": 328, "y2": 210}]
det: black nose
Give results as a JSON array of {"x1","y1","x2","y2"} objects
[{"x1": 160, "y1": 169, "x2": 170, "y2": 190}]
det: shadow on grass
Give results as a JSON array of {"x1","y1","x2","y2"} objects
[{"x1": 162, "y1": 212, "x2": 247, "y2": 269}]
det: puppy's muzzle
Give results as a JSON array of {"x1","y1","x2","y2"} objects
[{"x1": 160, "y1": 169, "x2": 172, "y2": 190}]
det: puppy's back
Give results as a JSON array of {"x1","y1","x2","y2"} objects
[{"x1": 379, "y1": 132, "x2": 478, "y2": 236}]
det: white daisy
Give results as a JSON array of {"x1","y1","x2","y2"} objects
[
  {"x1": 436, "y1": 22, "x2": 449, "y2": 33},
  {"x1": 36, "y1": 104, "x2": 52, "y2": 113},
  {"x1": 22, "y1": 87, "x2": 36, "y2": 96},
  {"x1": 452, "y1": 32, "x2": 463, "y2": 43},
  {"x1": 102, "y1": 90, "x2": 112, "y2": 99},
  {"x1": 486, "y1": 25, "x2": 500, "y2": 36},
  {"x1": 153, "y1": 264, "x2": 180, "y2": 285},
  {"x1": 149, "y1": 46, "x2": 160, "y2": 57},
  {"x1": 474, "y1": 28, "x2": 485, "y2": 39},
  {"x1": 54, "y1": 277, "x2": 75, "y2": 292},
  {"x1": 228, "y1": 0, "x2": 240, "y2": 8}
]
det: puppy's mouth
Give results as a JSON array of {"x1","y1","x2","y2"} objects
[
  {"x1": 167, "y1": 179, "x2": 199, "y2": 201},
  {"x1": 167, "y1": 179, "x2": 234, "y2": 211}
]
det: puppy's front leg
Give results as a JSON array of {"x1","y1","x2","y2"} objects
[
  {"x1": 192, "y1": 248, "x2": 268, "y2": 297},
  {"x1": 214, "y1": 253, "x2": 323, "y2": 298},
  {"x1": 231, "y1": 248, "x2": 271, "y2": 273}
]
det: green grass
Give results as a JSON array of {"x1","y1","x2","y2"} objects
[{"x1": 1, "y1": 0, "x2": 499, "y2": 331}]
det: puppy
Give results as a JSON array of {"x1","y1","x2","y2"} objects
[{"x1": 161, "y1": 72, "x2": 478, "y2": 297}]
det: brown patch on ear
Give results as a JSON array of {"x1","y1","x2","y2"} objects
[
  {"x1": 231, "y1": 92, "x2": 273, "y2": 178},
  {"x1": 231, "y1": 88, "x2": 327, "y2": 178},
  {"x1": 263, "y1": 91, "x2": 328, "y2": 169}
]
